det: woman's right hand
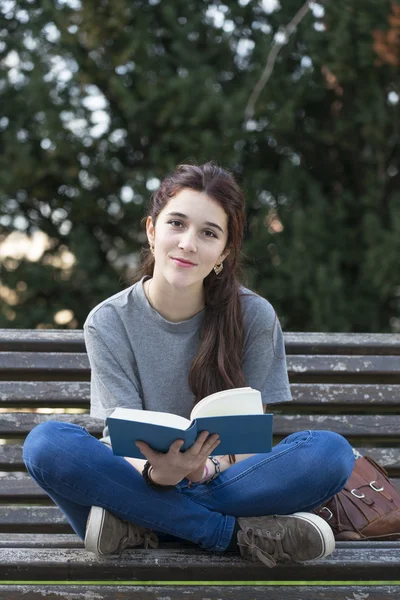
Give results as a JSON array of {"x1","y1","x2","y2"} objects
[{"x1": 136, "y1": 430, "x2": 221, "y2": 486}]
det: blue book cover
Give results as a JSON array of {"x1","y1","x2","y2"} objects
[{"x1": 107, "y1": 412, "x2": 273, "y2": 459}]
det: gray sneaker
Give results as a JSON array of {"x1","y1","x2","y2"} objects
[
  {"x1": 237, "y1": 512, "x2": 335, "y2": 568},
  {"x1": 85, "y1": 506, "x2": 159, "y2": 556}
]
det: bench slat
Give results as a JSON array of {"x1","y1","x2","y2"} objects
[
  {"x1": 0, "y1": 506, "x2": 70, "y2": 532},
  {"x1": 0, "y1": 381, "x2": 90, "y2": 405},
  {"x1": 285, "y1": 332, "x2": 400, "y2": 355},
  {"x1": 0, "y1": 546, "x2": 399, "y2": 581},
  {"x1": 1, "y1": 412, "x2": 400, "y2": 438},
  {"x1": 0, "y1": 477, "x2": 53, "y2": 500},
  {"x1": 290, "y1": 383, "x2": 400, "y2": 405},
  {"x1": 2, "y1": 330, "x2": 399, "y2": 355},
  {"x1": 0, "y1": 353, "x2": 89, "y2": 377},
  {"x1": 2, "y1": 381, "x2": 400, "y2": 408},
  {"x1": 2, "y1": 381, "x2": 400, "y2": 407},
  {"x1": 0, "y1": 413, "x2": 95, "y2": 435},
  {"x1": 1, "y1": 354, "x2": 400, "y2": 380},
  {"x1": 0, "y1": 533, "x2": 82, "y2": 548},
  {"x1": 0, "y1": 585, "x2": 398, "y2": 599},
  {"x1": 2, "y1": 444, "x2": 400, "y2": 473},
  {"x1": 274, "y1": 414, "x2": 400, "y2": 437},
  {"x1": 0, "y1": 330, "x2": 84, "y2": 353},
  {"x1": 0, "y1": 533, "x2": 396, "y2": 553},
  {"x1": 288, "y1": 356, "x2": 400, "y2": 378}
]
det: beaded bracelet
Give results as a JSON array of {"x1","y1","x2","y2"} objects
[
  {"x1": 188, "y1": 456, "x2": 221, "y2": 487},
  {"x1": 208, "y1": 456, "x2": 221, "y2": 482}
]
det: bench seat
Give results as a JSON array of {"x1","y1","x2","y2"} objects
[
  {"x1": 1, "y1": 584, "x2": 399, "y2": 600},
  {"x1": 0, "y1": 538, "x2": 399, "y2": 581}
]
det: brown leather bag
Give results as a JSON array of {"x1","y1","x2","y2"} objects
[{"x1": 313, "y1": 455, "x2": 400, "y2": 540}]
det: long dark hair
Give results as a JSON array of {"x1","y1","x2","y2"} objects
[{"x1": 133, "y1": 161, "x2": 247, "y2": 462}]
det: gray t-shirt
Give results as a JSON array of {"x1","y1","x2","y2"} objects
[{"x1": 83, "y1": 276, "x2": 292, "y2": 442}]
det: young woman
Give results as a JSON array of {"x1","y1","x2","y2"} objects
[{"x1": 23, "y1": 161, "x2": 355, "y2": 568}]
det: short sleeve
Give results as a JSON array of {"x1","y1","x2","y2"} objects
[
  {"x1": 242, "y1": 298, "x2": 292, "y2": 405},
  {"x1": 84, "y1": 324, "x2": 143, "y2": 420}
]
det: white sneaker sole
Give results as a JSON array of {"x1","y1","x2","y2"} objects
[
  {"x1": 84, "y1": 505, "x2": 106, "y2": 556},
  {"x1": 289, "y1": 511, "x2": 336, "y2": 560}
]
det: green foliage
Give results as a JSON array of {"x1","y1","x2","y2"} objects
[{"x1": 0, "y1": 0, "x2": 399, "y2": 331}]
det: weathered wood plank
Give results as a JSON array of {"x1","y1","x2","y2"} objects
[
  {"x1": 285, "y1": 332, "x2": 400, "y2": 355},
  {"x1": 275, "y1": 414, "x2": 400, "y2": 437},
  {"x1": 0, "y1": 533, "x2": 195, "y2": 550},
  {"x1": 0, "y1": 381, "x2": 90, "y2": 405},
  {"x1": 2, "y1": 411, "x2": 400, "y2": 439},
  {"x1": 0, "y1": 534, "x2": 397, "y2": 552},
  {"x1": 287, "y1": 356, "x2": 400, "y2": 380},
  {"x1": 2, "y1": 330, "x2": 400, "y2": 355},
  {"x1": 0, "y1": 444, "x2": 26, "y2": 469},
  {"x1": 0, "y1": 546, "x2": 399, "y2": 581},
  {"x1": 0, "y1": 585, "x2": 399, "y2": 599},
  {"x1": 2, "y1": 381, "x2": 400, "y2": 408},
  {"x1": 0, "y1": 476, "x2": 45, "y2": 499},
  {"x1": 0, "y1": 506, "x2": 71, "y2": 532},
  {"x1": 0, "y1": 533, "x2": 83, "y2": 548},
  {"x1": 2, "y1": 474, "x2": 399, "y2": 502},
  {"x1": 0, "y1": 412, "x2": 95, "y2": 435},
  {"x1": 0, "y1": 444, "x2": 27, "y2": 469},
  {"x1": 0, "y1": 330, "x2": 85, "y2": 353},
  {"x1": 290, "y1": 383, "x2": 400, "y2": 406},
  {"x1": 1, "y1": 354, "x2": 400, "y2": 381},
  {"x1": 0, "y1": 352, "x2": 89, "y2": 375}
]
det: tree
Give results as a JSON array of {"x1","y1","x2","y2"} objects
[
  {"x1": 1, "y1": 0, "x2": 399, "y2": 332},
  {"x1": 242, "y1": 0, "x2": 400, "y2": 331}
]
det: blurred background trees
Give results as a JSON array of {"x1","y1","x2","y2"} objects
[{"x1": 0, "y1": 0, "x2": 399, "y2": 332}]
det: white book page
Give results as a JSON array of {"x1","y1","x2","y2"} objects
[
  {"x1": 190, "y1": 387, "x2": 263, "y2": 420},
  {"x1": 109, "y1": 407, "x2": 191, "y2": 430}
]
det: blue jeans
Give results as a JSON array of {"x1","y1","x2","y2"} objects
[{"x1": 23, "y1": 421, "x2": 354, "y2": 552}]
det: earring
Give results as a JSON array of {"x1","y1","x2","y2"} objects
[
  {"x1": 213, "y1": 262, "x2": 223, "y2": 275},
  {"x1": 149, "y1": 242, "x2": 155, "y2": 257}
]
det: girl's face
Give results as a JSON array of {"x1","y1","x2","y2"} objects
[{"x1": 146, "y1": 188, "x2": 230, "y2": 290}]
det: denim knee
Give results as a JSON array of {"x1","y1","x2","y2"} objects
[
  {"x1": 312, "y1": 430, "x2": 355, "y2": 496},
  {"x1": 23, "y1": 420, "x2": 74, "y2": 468}
]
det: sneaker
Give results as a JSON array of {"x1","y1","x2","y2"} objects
[
  {"x1": 85, "y1": 506, "x2": 159, "y2": 556},
  {"x1": 237, "y1": 512, "x2": 335, "y2": 568}
]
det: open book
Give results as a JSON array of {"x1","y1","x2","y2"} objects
[{"x1": 107, "y1": 387, "x2": 273, "y2": 460}]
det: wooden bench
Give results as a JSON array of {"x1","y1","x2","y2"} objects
[{"x1": 0, "y1": 329, "x2": 399, "y2": 599}]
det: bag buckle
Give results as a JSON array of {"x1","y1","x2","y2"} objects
[
  {"x1": 369, "y1": 480, "x2": 384, "y2": 492},
  {"x1": 318, "y1": 507, "x2": 333, "y2": 521},
  {"x1": 351, "y1": 489, "x2": 365, "y2": 498}
]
